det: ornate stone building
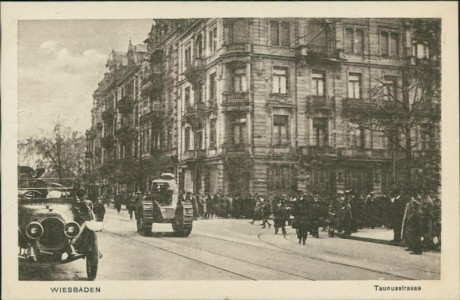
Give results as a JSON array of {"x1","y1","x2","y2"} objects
[{"x1": 87, "y1": 18, "x2": 440, "y2": 197}]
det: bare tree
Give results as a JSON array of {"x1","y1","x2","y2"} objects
[
  {"x1": 344, "y1": 20, "x2": 441, "y2": 190},
  {"x1": 18, "y1": 121, "x2": 86, "y2": 183}
]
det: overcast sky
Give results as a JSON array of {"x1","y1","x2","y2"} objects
[{"x1": 18, "y1": 19, "x2": 153, "y2": 140}]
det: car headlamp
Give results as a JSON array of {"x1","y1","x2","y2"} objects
[
  {"x1": 64, "y1": 221, "x2": 80, "y2": 238},
  {"x1": 26, "y1": 222, "x2": 44, "y2": 239}
]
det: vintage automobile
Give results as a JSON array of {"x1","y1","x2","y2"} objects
[
  {"x1": 136, "y1": 173, "x2": 193, "y2": 237},
  {"x1": 18, "y1": 166, "x2": 103, "y2": 280}
]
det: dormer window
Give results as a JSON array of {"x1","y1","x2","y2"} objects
[{"x1": 412, "y1": 42, "x2": 430, "y2": 59}]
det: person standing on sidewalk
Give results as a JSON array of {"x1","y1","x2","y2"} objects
[
  {"x1": 421, "y1": 191, "x2": 434, "y2": 250},
  {"x1": 403, "y1": 191, "x2": 423, "y2": 255},
  {"x1": 390, "y1": 189, "x2": 406, "y2": 243}
]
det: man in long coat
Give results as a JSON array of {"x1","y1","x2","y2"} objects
[{"x1": 390, "y1": 189, "x2": 406, "y2": 243}]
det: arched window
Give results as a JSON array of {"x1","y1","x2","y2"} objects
[{"x1": 195, "y1": 34, "x2": 203, "y2": 58}]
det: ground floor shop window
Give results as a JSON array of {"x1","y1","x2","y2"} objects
[{"x1": 267, "y1": 165, "x2": 297, "y2": 192}]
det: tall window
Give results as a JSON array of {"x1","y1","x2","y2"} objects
[
  {"x1": 195, "y1": 128, "x2": 203, "y2": 150},
  {"x1": 273, "y1": 115, "x2": 289, "y2": 146},
  {"x1": 270, "y1": 20, "x2": 290, "y2": 47},
  {"x1": 345, "y1": 28, "x2": 364, "y2": 55},
  {"x1": 167, "y1": 131, "x2": 172, "y2": 149},
  {"x1": 231, "y1": 116, "x2": 246, "y2": 144},
  {"x1": 184, "y1": 46, "x2": 192, "y2": 68},
  {"x1": 209, "y1": 27, "x2": 218, "y2": 53},
  {"x1": 195, "y1": 35, "x2": 203, "y2": 58},
  {"x1": 230, "y1": 19, "x2": 249, "y2": 44},
  {"x1": 184, "y1": 87, "x2": 191, "y2": 110},
  {"x1": 412, "y1": 42, "x2": 430, "y2": 59},
  {"x1": 311, "y1": 71, "x2": 326, "y2": 96},
  {"x1": 152, "y1": 130, "x2": 161, "y2": 150},
  {"x1": 184, "y1": 127, "x2": 191, "y2": 150},
  {"x1": 210, "y1": 119, "x2": 217, "y2": 148},
  {"x1": 420, "y1": 124, "x2": 432, "y2": 150},
  {"x1": 348, "y1": 122, "x2": 363, "y2": 148},
  {"x1": 383, "y1": 77, "x2": 397, "y2": 101},
  {"x1": 233, "y1": 68, "x2": 247, "y2": 92},
  {"x1": 195, "y1": 82, "x2": 204, "y2": 103},
  {"x1": 348, "y1": 73, "x2": 362, "y2": 99},
  {"x1": 313, "y1": 118, "x2": 329, "y2": 146},
  {"x1": 272, "y1": 68, "x2": 288, "y2": 94},
  {"x1": 268, "y1": 165, "x2": 297, "y2": 191},
  {"x1": 209, "y1": 73, "x2": 217, "y2": 99},
  {"x1": 380, "y1": 31, "x2": 399, "y2": 57}
]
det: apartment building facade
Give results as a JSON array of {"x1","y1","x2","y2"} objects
[{"x1": 86, "y1": 18, "x2": 440, "y2": 197}]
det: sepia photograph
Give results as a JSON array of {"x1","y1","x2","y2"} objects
[{"x1": 2, "y1": 2, "x2": 459, "y2": 299}]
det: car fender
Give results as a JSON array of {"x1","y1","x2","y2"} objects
[{"x1": 84, "y1": 220, "x2": 104, "y2": 232}]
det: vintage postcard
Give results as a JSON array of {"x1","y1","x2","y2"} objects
[{"x1": 1, "y1": 1, "x2": 459, "y2": 299}]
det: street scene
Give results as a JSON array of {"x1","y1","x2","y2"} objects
[
  {"x1": 17, "y1": 17, "x2": 442, "y2": 281},
  {"x1": 20, "y1": 205, "x2": 440, "y2": 281}
]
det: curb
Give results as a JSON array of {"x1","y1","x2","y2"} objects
[{"x1": 336, "y1": 233, "x2": 401, "y2": 247}]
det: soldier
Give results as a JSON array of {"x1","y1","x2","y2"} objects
[
  {"x1": 342, "y1": 196, "x2": 353, "y2": 236},
  {"x1": 432, "y1": 195, "x2": 441, "y2": 250},
  {"x1": 421, "y1": 191, "x2": 434, "y2": 250},
  {"x1": 402, "y1": 191, "x2": 423, "y2": 255}
]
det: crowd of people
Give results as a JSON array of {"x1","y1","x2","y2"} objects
[{"x1": 98, "y1": 187, "x2": 441, "y2": 255}]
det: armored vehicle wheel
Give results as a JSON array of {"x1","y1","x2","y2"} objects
[
  {"x1": 137, "y1": 215, "x2": 151, "y2": 236},
  {"x1": 172, "y1": 222, "x2": 192, "y2": 237},
  {"x1": 86, "y1": 232, "x2": 99, "y2": 281}
]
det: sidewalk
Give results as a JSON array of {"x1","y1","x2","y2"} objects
[{"x1": 337, "y1": 228, "x2": 396, "y2": 246}]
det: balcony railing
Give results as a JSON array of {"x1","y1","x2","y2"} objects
[
  {"x1": 296, "y1": 45, "x2": 342, "y2": 60},
  {"x1": 338, "y1": 148, "x2": 405, "y2": 160},
  {"x1": 101, "y1": 134, "x2": 115, "y2": 149},
  {"x1": 139, "y1": 108, "x2": 163, "y2": 124},
  {"x1": 184, "y1": 57, "x2": 205, "y2": 83},
  {"x1": 118, "y1": 98, "x2": 133, "y2": 114},
  {"x1": 299, "y1": 146, "x2": 337, "y2": 157},
  {"x1": 306, "y1": 96, "x2": 335, "y2": 113},
  {"x1": 223, "y1": 43, "x2": 252, "y2": 53},
  {"x1": 342, "y1": 98, "x2": 375, "y2": 119},
  {"x1": 222, "y1": 91, "x2": 251, "y2": 107},
  {"x1": 102, "y1": 109, "x2": 114, "y2": 124},
  {"x1": 183, "y1": 150, "x2": 196, "y2": 160},
  {"x1": 222, "y1": 143, "x2": 250, "y2": 155}
]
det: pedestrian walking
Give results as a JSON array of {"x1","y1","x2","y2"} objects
[
  {"x1": 309, "y1": 193, "x2": 321, "y2": 238},
  {"x1": 249, "y1": 196, "x2": 263, "y2": 225},
  {"x1": 293, "y1": 192, "x2": 309, "y2": 245},
  {"x1": 342, "y1": 196, "x2": 353, "y2": 236},
  {"x1": 114, "y1": 193, "x2": 122, "y2": 214},
  {"x1": 127, "y1": 192, "x2": 138, "y2": 220},
  {"x1": 93, "y1": 197, "x2": 106, "y2": 222},
  {"x1": 261, "y1": 197, "x2": 272, "y2": 229},
  {"x1": 273, "y1": 198, "x2": 288, "y2": 235}
]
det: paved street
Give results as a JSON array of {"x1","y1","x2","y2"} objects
[{"x1": 20, "y1": 207, "x2": 440, "y2": 281}]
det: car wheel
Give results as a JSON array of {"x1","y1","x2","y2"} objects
[{"x1": 86, "y1": 232, "x2": 99, "y2": 281}]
